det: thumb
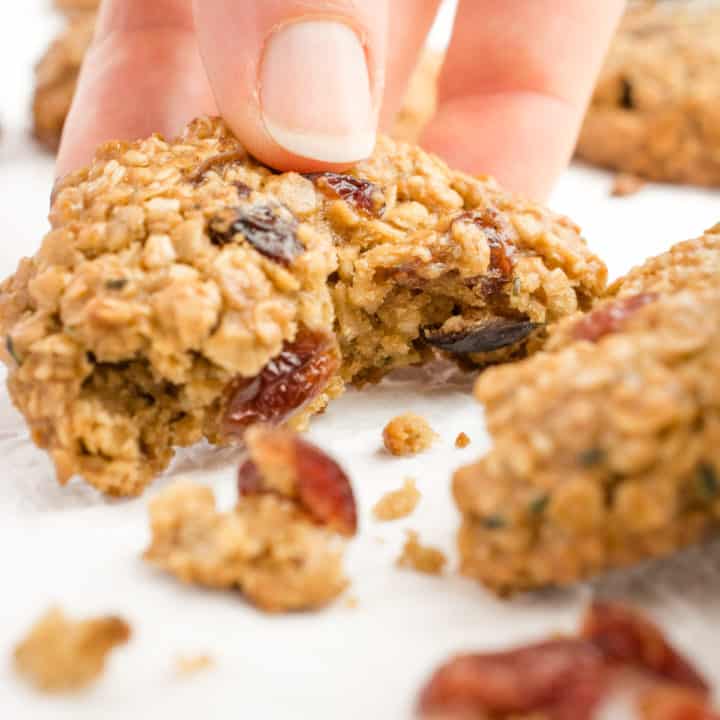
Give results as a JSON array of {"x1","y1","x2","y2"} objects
[{"x1": 192, "y1": 0, "x2": 389, "y2": 171}]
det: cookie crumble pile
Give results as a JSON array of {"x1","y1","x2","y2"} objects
[{"x1": 144, "y1": 426, "x2": 357, "y2": 612}]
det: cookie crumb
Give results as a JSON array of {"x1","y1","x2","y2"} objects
[
  {"x1": 14, "y1": 607, "x2": 130, "y2": 692},
  {"x1": 145, "y1": 428, "x2": 358, "y2": 613},
  {"x1": 343, "y1": 596, "x2": 359, "y2": 609},
  {"x1": 611, "y1": 172, "x2": 646, "y2": 197},
  {"x1": 417, "y1": 601, "x2": 713, "y2": 718},
  {"x1": 373, "y1": 478, "x2": 421, "y2": 521},
  {"x1": 175, "y1": 654, "x2": 214, "y2": 677},
  {"x1": 455, "y1": 432, "x2": 471, "y2": 448},
  {"x1": 383, "y1": 413, "x2": 437, "y2": 456},
  {"x1": 396, "y1": 531, "x2": 446, "y2": 575}
]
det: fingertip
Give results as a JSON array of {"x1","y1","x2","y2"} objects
[
  {"x1": 56, "y1": 26, "x2": 216, "y2": 176},
  {"x1": 421, "y1": 93, "x2": 578, "y2": 201},
  {"x1": 193, "y1": 0, "x2": 389, "y2": 172}
]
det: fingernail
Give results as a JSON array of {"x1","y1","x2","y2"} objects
[{"x1": 260, "y1": 21, "x2": 375, "y2": 163}]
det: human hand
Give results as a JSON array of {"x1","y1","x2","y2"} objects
[{"x1": 56, "y1": 0, "x2": 625, "y2": 200}]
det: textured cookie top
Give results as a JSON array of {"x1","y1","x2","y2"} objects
[
  {"x1": 4, "y1": 115, "x2": 604, "y2": 386},
  {"x1": 592, "y1": 3, "x2": 720, "y2": 111},
  {"x1": 0, "y1": 117, "x2": 605, "y2": 495}
]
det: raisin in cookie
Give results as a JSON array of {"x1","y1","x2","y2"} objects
[
  {"x1": 576, "y1": 3, "x2": 720, "y2": 186},
  {"x1": 144, "y1": 427, "x2": 356, "y2": 612},
  {"x1": 0, "y1": 116, "x2": 605, "y2": 495},
  {"x1": 454, "y1": 226, "x2": 720, "y2": 594},
  {"x1": 32, "y1": 10, "x2": 94, "y2": 151}
]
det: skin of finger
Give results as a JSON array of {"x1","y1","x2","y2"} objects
[
  {"x1": 56, "y1": 0, "x2": 217, "y2": 176},
  {"x1": 378, "y1": 0, "x2": 442, "y2": 131},
  {"x1": 421, "y1": 0, "x2": 626, "y2": 199},
  {"x1": 192, "y1": 0, "x2": 390, "y2": 172}
]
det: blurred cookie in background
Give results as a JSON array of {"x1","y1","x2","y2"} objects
[
  {"x1": 32, "y1": 10, "x2": 95, "y2": 151},
  {"x1": 32, "y1": 8, "x2": 444, "y2": 153},
  {"x1": 577, "y1": 2, "x2": 720, "y2": 187}
]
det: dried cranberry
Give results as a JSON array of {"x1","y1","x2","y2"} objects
[
  {"x1": 293, "y1": 435, "x2": 357, "y2": 535},
  {"x1": 223, "y1": 331, "x2": 339, "y2": 438},
  {"x1": 454, "y1": 208, "x2": 515, "y2": 288},
  {"x1": 417, "y1": 638, "x2": 607, "y2": 720},
  {"x1": 209, "y1": 204, "x2": 303, "y2": 265},
  {"x1": 582, "y1": 602, "x2": 710, "y2": 693},
  {"x1": 306, "y1": 172, "x2": 384, "y2": 216},
  {"x1": 422, "y1": 318, "x2": 539, "y2": 354},
  {"x1": 572, "y1": 293, "x2": 657, "y2": 343}
]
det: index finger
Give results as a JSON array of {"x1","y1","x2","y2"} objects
[{"x1": 421, "y1": 0, "x2": 626, "y2": 200}]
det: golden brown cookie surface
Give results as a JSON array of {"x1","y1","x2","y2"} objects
[{"x1": 1, "y1": 117, "x2": 605, "y2": 495}]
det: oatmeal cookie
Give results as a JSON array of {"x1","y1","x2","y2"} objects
[
  {"x1": 454, "y1": 229, "x2": 720, "y2": 594},
  {"x1": 144, "y1": 427, "x2": 356, "y2": 612},
  {"x1": 33, "y1": 10, "x2": 95, "y2": 151},
  {"x1": 14, "y1": 607, "x2": 130, "y2": 692},
  {"x1": 577, "y1": 3, "x2": 720, "y2": 186},
  {"x1": 174, "y1": 654, "x2": 214, "y2": 677},
  {"x1": 0, "y1": 116, "x2": 605, "y2": 495},
  {"x1": 391, "y1": 50, "x2": 443, "y2": 144},
  {"x1": 455, "y1": 431, "x2": 471, "y2": 448}
]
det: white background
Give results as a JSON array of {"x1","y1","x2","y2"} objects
[{"x1": 1, "y1": 3, "x2": 720, "y2": 719}]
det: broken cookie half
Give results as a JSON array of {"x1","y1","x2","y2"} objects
[
  {"x1": 144, "y1": 427, "x2": 356, "y2": 612},
  {"x1": 0, "y1": 116, "x2": 606, "y2": 494},
  {"x1": 454, "y1": 227, "x2": 720, "y2": 594}
]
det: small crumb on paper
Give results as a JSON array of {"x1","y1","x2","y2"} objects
[
  {"x1": 397, "y1": 531, "x2": 446, "y2": 575},
  {"x1": 373, "y1": 478, "x2": 421, "y2": 521}
]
